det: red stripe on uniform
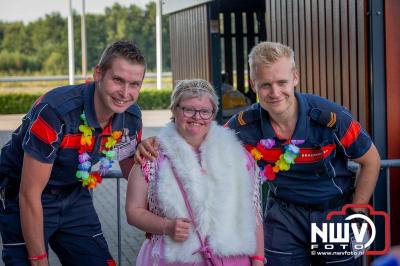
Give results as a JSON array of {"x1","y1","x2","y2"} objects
[
  {"x1": 60, "y1": 134, "x2": 81, "y2": 148},
  {"x1": 31, "y1": 116, "x2": 57, "y2": 144},
  {"x1": 33, "y1": 95, "x2": 44, "y2": 107},
  {"x1": 340, "y1": 120, "x2": 361, "y2": 148},
  {"x1": 136, "y1": 128, "x2": 142, "y2": 143},
  {"x1": 60, "y1": 134, "x2": 95, "y2": 151},
  {"x1": 245, "y1": 143, "x2": 336, "y2": 163},
  {"x1": 297, "y1": 144, "x2": 336, "y2": 163},
  {"x1": 256, "y1": 144, "x2": 282, "y2": 161}
]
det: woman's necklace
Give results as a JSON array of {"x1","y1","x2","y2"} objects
[{"x1": 76, "y1": 112, "x2": 122, "y2": 189}]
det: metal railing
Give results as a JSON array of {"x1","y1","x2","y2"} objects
[{"x1": 348, "y1": 159, "x2": 400, "y2": 171}]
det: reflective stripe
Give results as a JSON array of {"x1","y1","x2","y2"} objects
[
  {"x1": 31, "y1": 116, "x2": 57, "y2": 144},
  {"x1": 3, "y1": 242, "x2": 26, "y2": 246},
  {"x1": 264, "y1": 247, "x2": 292, "y2": 255},
  {"x1": 60, "y1": 134, "x2": 95, "y2": 151},
  {"x1": 327, "y1": 112, "x2": 337, "y2": 127},
  {"x1": 60, "y1": 134, "x2": 81, "y2": 149},
  {"x1": 245, "y1": 143, "x2": 336, "y2": 163},
  {"x1": 340, "y1": 120, "x2": 361, "y2": 148},
  {"x1": 326, "y1": 256, "x2": 355, "y2": 264},
  {"x1": 237, "y1": 112, "x2": 246, "y2": 126},
  {"x1": 92, "y1": 232, "x2": 103, "y2": 238}
]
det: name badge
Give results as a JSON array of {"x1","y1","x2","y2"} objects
[{"x1": 114, "y1": 137, "x2": 137, "y2": 161}]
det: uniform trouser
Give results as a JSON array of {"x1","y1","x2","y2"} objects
[
  {"x1": 264, "y1": 195, "x2": 362, "y2": 266},
  {"x1": 0, "y1": 185, "x2": 115, "y2": 266}
]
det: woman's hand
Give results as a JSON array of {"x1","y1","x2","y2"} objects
[
  {"x1": 165, "y1": 218, "x2": 191, "y2": 242},
  {"x1": 134, "y1": 137, "x2": 159, "y2": 165}
]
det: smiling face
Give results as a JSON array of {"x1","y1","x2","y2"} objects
[
  {"x1": 250, "y1": 57, "x2": 299, "y2": 118},
  {"x1": 93, "y1": 57, "x2": 145, "y2": 124},
  {"x1": 173, "y1": 96, "x2": 215, "y2": 149}
]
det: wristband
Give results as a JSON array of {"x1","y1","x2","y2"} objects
[
  {"x1": 251, "y1": 255, "x2": 265, "y2": 262},
  {"x1": 28, "y1": 252, "x2": 48, "y2": 261}
]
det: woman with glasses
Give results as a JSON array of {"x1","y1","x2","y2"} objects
[{"x1": 126, "y1": 79, "x2": 264, "y2": 265}]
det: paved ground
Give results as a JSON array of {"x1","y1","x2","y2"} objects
[{"x1": 0, "y1": 110, "x2": 171, "y2": 266}]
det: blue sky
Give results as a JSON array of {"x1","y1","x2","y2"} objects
[{"x1": 0, "y1": 0, "x2": 152, "y2": 23}]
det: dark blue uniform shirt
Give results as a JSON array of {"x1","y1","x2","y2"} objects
[
  {"x1": 227, "y1": 92, "x2": 372, "y2": 205},
  {"x1": 0, "y1": 82, "x2": 142, "y2": 187}
]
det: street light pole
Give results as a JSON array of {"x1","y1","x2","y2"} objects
[
  {"x1": 156, "y1": 0, "x2": 162, "y2": 90},
  {"x1": 68, "y1": 0, "x2": 75, "y2": 85},
  {"x1": 81, "y1": 0, "x2": 87, "y2": 78}
]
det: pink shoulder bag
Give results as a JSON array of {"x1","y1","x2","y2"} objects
[{"x1": 166, "y1": 156, "x2": 218, "y2": 266}]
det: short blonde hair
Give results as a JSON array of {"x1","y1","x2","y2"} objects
[
  {"x1": 170, "y1": 79, "x2": 219, "y2": 114},
  {"x1": 248, "y1": 42, "x2": 295, "y2": 79}
]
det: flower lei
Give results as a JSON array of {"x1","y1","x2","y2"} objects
[
  {"x1": 76, "y1": 112, "x2": 122, "y2": 189},
  {"x1": 248, "y1": 138, "x2": 304, "y2": 182}
]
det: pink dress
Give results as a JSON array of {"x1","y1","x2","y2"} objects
[
  {"x1": 137, "y1": 238, "x2": 250, "y2": 266},
  {"x1": 135, "y1": 153, "x2": 259, "y2": 266}
]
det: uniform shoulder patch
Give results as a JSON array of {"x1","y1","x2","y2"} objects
[
  {"x1": 309, "y1": 108, "x2": 337, "y2": 128},
  {"x1": 236, "y1": 107, "x2": 259, "y2": 126}
]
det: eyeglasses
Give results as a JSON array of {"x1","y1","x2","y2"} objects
[{"x1": 177, "y1": 105, "x2": 214, "y2": 120}]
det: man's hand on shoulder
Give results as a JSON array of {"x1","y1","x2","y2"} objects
[{"x1": 134, "y1": 136, "x2": 159, "y2": 165}]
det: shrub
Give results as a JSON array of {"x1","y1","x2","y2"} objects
[
  {"x1": 0, "y1": 89, "x2": 171, "y2": 114},
  {"x1": 137, "y1": 89, "x2": 171, "y2": 110},
  {"x1": 0, "y1": 93, "x2": 42, "y2": 114}
]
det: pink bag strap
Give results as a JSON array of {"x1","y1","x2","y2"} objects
[{"x1": 165, "y1": 156, "x2": 217, "y2": 266}]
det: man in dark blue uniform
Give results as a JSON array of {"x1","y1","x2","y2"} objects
[
  {"x1": 0, "y1": 40, "x2": 145, "y2": 265},
  {"x1": 225, "y1": 42, "x2": 380, "y2": 265},
  {"x1": 135, "y1": 41, "x2": 381, "y2": 266}
]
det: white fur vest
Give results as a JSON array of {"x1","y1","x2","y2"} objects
[{"x1": 155, "y1": 121, "x2": 256, "y2": 263}]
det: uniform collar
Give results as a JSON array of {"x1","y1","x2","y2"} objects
[
  {"x1": 291, "y1": 92, "x2": 309, "y2": 142},
  {"x1": 260, "y1": 106, "x2": 274, "y2": 138},
  {"x1": 84, "y1": 82, "x2": 101, "y2": 129},
  {"x1": 112, "y1": 112, "x2": 125, "y2": 132},
  {"x1": 260, "y1": 92, "x2": 309, "y2": 142}
]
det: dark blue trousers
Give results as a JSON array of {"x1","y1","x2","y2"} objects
[
  {"x1": 264, "y1": 195, "x2": 362, "y2": 266},
  {"x1": 0, "y1": 185, "x2": 114, "y2": 266}
]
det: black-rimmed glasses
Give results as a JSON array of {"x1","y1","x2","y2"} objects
[{"x1": 177, "y1": 105, "x2": 214, "y2": 120}]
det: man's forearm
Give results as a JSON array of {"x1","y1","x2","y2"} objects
[
  {"x1": 352, "y1": 164, "x2": 380, "y2": 207},
  {"x1": 351, "y1": 144, "x2": 380, "y2": 210},
  {"x1": 19, "y1": 193, "x2": 46, "y2": 257},
  {"x1": 352, "y1": 172, "x2": 378, "y2": 205}
]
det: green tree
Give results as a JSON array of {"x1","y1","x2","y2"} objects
[
  {"x1": 85, "y1": 14, "x2": 108, "y2": 70},
  {"x1": 0, "y1": 2, "x2": 171, "y2": 74},
  {"x1": 43, "y1": 51, "x2": 68, "y2": 74},
  {"x1": 1, "y1": 22, "x2": 31, "y2": 54}
]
